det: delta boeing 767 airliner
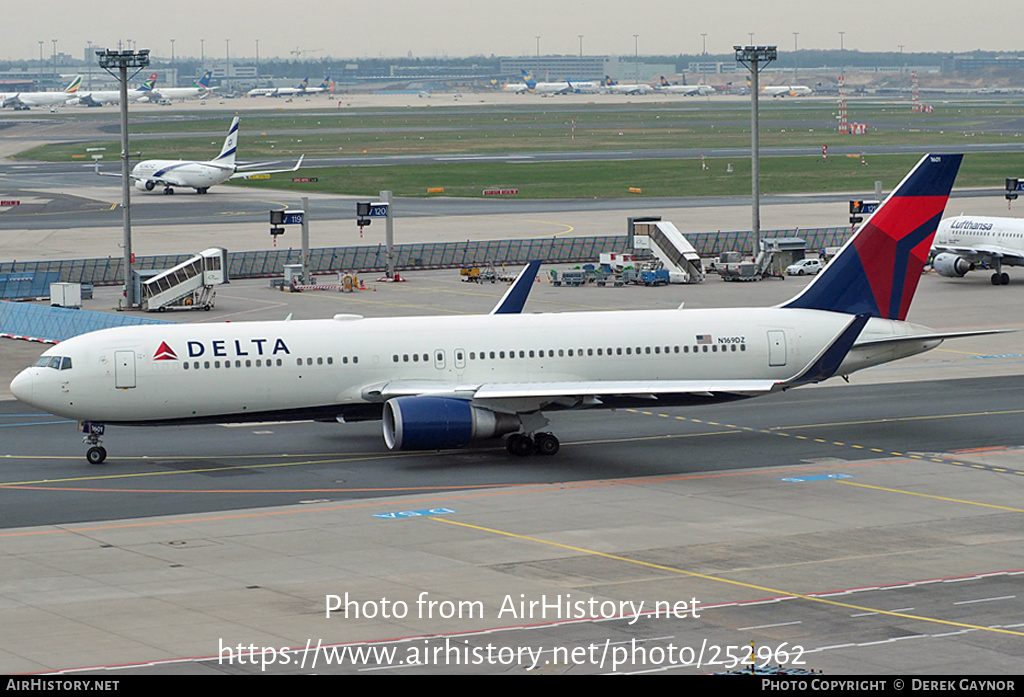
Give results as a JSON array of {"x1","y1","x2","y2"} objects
[{"x1": 11, "y1": 154, "x2": 996, "y2": 464}]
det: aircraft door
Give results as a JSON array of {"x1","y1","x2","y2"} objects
[
  {"x1": 434, "y1": 349, "x2": 446, "y2": 370},
  {"x1": 767, "y1": 331, "x2": 787, "y2": 367},
  {"x1": 114, "y1": 350, "x2": 137, "y2": 388}
]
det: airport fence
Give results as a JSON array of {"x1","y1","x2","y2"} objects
[
  {"x1": 0, "y1": 301, "x2": 170, "y2": 344},
  {"x1": 0, "y1": 227, "x2": 851, "y2": 287}
]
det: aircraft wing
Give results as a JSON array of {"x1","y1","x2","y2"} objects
[
  {"x1": 361, "y1": 378, "x2": 780, "y2": 414},
  {"x1": 93, "y1": 163, "x2": 201, "y2": 188},
  {"x1": 229, "y1": 155, "x2": 304, "y2": 180}
]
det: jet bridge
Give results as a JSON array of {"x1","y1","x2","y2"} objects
[
  {"x1": 631, "y1": 220, "x2": 706, "y2": 284},
  {"x1": 140, "y1": 247, "x2": 228, "y2": 312}
]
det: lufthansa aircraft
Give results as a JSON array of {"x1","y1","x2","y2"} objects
[
  {"x1": 96, "y1": 116, "x2": 303, "y2": 194},
  {"x1": 932, "y1": 215, "x2": 1024, "y2": 285},
  {"x1": 12, "y1": 154, "x2": 993, "y2": 464}
]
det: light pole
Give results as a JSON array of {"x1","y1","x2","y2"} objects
[
  {"x1": 839, "y1": 31, "x2": 846, "y2": 78},
  {"x1": 578, "y1": 34, "x2": 583, "y2": 58},
  {"x1": 255, "y1": 38, "x2": 260, "y2": 89},
  {"x1": 225, "y1": 39, "x2": 230, "y2": 92},
  {"x1": 86, "y1": 41, "x2": 92, "y2": 90},
  {"x1": 735, "y1": 45, "x2": 777, "y2": 258},
  {"x1": 633, "y1": 34, "x2": 639, "y2": 82},
  {"x1": 200, "y1": 38, "x2": 205, "y2": 71},
  {"x1": 701, "y1": 33, "x2": 707, "y2": 85},
  {"x1": 170, "y1": 38, "x2": 175, "y2": 87},
  {"x1": 96, "y1": 48, "x2": 151, "y2": 310},
  {"x1": 793, "y1": 32, "x2": 799, "y2": 82},
  {"x1": 51, "y1": 39, "x2": 57, "y2": 78}
]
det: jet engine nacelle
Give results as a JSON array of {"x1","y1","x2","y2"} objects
[
  {"x1": 382, "y1": 396, "x2": 521, "y2": 451},
  {"x1": 135, "y1": 180, "x2": 156, "y2": 192},
  {"x1": 933, "y1": 252, "x2": 974, "y2": 278}
]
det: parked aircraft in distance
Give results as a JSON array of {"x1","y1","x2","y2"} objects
[
  {"x1": 603, "y1": 75, "x2": 653, "y2": 94},
  {"x1": 247, "y1": 76, "x2": 328, "y2": 98},
  {"x1": 0, "y1": 76, "x2": 82, "y2": 109},
  {"x1": 566, "y1": 78, "x2": 601, "y2": 93},
  {"x1": 139, "y1": 71, "x2": 213, "y2": 101},
  {"x1": 303, "y1": 76, "x2": 331, "y2": 94},
  {"x1": 656, "y1": 76, "x2": 715, "y2": 95},
  {"x1": 520, "y1": 70, "x2": 571, "y2": 94},
  {"x1": 760, "y1": 84, "x2": 813, "y2": 97},
  {"x1": 932, "y1": 215, "x2": 1024, "y2": 285},
  {"x1": 71, "y1": 74, "x2": 157, "y2": 107},
  {"x1": 94, "y1": 116, "x2": 303, "y2": 195},
  {"x1": 13, "y1": 154, "x2": 1003, "y2": 465}
]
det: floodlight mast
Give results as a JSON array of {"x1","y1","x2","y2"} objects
[
  {"x1": 96, "y1": 48, "x2": 150, "y2": 309},
  {"x1": 734, "y1": 45, "x2": 777, "y2": 258}
]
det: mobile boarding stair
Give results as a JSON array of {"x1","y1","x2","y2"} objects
[
  {"x1": 140, "y1": 247, "x2": 229, "y2": 312},
  {"x1": 631, "y1": 220, "x2": 706, "y2": 284}
]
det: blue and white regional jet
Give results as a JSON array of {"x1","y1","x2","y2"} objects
[
  {"x1": 12, "y1": 154, "x2": 996, "y2": 464},
  {"x1": 96, "y1": 116, "x2": 303, "y2": 195}
]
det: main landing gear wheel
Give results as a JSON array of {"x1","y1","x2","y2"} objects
[
  {"x1": 506, "y1": 433, "x2": 534, "y2": 456},
  {"x1": 86, "y1": 446, "x2": 107, "y2": 465},
  {"x1": 534, "y1": 432, "x2": 560, "y2": 456},
  {"x1": 506, "y1": 432, "x2": 560, "y2": 457},
  {"x1": 991, "y1": 272, "x2": 1010, "y2": 286},
  {"x1": 163, "y1": 186, "x2": 174, "y2": 195}
]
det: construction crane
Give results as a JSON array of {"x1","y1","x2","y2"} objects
[{"x1": 290, "y1": 47, "x2": 324, "y2": 59}]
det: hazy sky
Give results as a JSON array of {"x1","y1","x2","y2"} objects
[{"x1": 9, "y1": 1, "x2": 1019, "y2": 63}]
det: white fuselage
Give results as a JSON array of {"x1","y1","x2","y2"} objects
[
  {"x1": 11, "y1": 308, "x2": 937, "y2": 425},
  {"x1": 761, "y1": 86, "x2": 812, "y2": 97},
  {"x1": 934, "y1": 216, "x2": 1024, "y2": 255},
  {"x1": 132, "y1": 159, "x2": 231, "y2": 190}
]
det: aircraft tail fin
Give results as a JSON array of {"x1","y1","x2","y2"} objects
[
  {"x1": 214, "y1": 116, "x2": 240, "y2": 165},
  {"x1": 660, "y1": 76, "x2": 670, "y2": 86},
  {"x1": 196, "y1": 71, "x2": 212, "y2": 89},
  {"x1": 137, "y1": 74, "x2": 157, "y2": 92},
  {"x1": 604, "y1": 75, "x2": 616, "y2": 86},
  {"x1": 64, "y1": 76, "x2": 82, "y2": 94},
  {"x1": 490, "y1": 261, "x2": 541, "y2": 314},
  {"x1": 319, "y1": 76, "x2": 331, "y2": 90},
  {"x1": 520, "y1": 70, "x2": 537, "y2": 89},
  {"x1": 782, "y1": 153, "x2": 963, "y2": 320}
]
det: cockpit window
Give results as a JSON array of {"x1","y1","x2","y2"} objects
[{"x1": 34, "y1": 356, "x2": 72, "y2": 370}]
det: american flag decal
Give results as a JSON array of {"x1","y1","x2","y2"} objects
[{"x1": 696, "y1": 335, "x2": 712, "y2": 345}]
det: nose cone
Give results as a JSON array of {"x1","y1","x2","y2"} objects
[{"x1": 10, "y1": 369, "x2": 33, "y2": 404}]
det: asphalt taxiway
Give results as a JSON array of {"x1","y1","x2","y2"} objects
[
  {"x1": 2, "y1": 267, "x2": 1023, "y2": 674},
  {"x1": 1, "y1": 103, "x2": 1023, "y2": 674}
]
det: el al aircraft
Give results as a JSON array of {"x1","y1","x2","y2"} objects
[
  {"x1": 932, "y1": 215, "x2": 1024, "y2": 285},
  {"x1": 95, "y1": 116, "x2": 303, "y2": 195},
  {"x1": 12, "y1": 154, "x2": 1000, "y2": 464}
]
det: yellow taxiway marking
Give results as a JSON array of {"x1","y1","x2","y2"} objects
[
  {"x1": 839, "y1": 481, "x2": 1024, "y2": 514},
  {"x1": 432, "y1": 517, "x2": 1024, "y2": 638}
]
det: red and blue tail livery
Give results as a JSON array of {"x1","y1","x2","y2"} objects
[{"x1": 784, "y1": 154, "x2": 962, "y2": 320}]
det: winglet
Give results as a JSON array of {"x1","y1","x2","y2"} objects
[
  {"x1": 777, "y1": 313, "x2": 870, "y2": 389},
  {"x1": 490, "y1": 261, "x2": 541, "y2": 315}
]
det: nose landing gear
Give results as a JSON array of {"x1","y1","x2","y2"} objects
[{"x1": 80, "y1": 421, "x2": 107, "y2": 464}]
